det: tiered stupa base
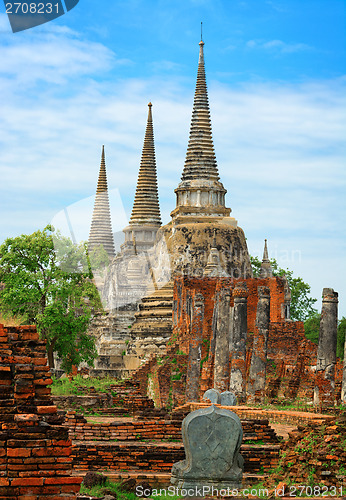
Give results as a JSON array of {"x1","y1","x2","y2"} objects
[{"x1": 126, "y1": 281, "x2": 174, "y2": 362}]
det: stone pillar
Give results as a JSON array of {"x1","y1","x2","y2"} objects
[
  {"x1": 229, "y1": 282, "x2": 248, "y2": 403},
  {"x1": 247, "y1": 286, "x2": 270, "y2": 403},
  {"x1": 342, "y1": 337, "x2": 346, "y2": 405},
  {"x1": 186, "y1": 293, "x2": 204, "y2": 402},
  {"x1": 214, "y1": 287, "x2": 231, "y2": 393},
  {"x1": 314, "y1": 288, "x2": 338, "y2": 407}
]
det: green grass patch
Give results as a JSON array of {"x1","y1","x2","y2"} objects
[
  {"x1": 51, "y1": 374, "x2": 122, "y2": 396},
  {"x1": 80, "y1": 478, "x2": 183, "y2": 499}
]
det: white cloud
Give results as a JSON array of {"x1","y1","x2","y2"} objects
[
  {"x1": 246, "y1": 38, "x2": 312, "y2": 53},
  {"x1": 0, "y1": 25, "x2": 345, "y2": 315},
  {"x1": 0, "y1": 28, "x2": 126, "y2": 86}
]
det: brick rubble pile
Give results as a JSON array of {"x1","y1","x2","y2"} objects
[
  {"x1": 0, "y1": 324, "x2": 82, "y2": 499},
  {"x1": 265, "y1": 415, "x2": 346, "y2": 489}
]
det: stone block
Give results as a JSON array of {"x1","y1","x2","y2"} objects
[
  {"x1": 202, "y1": 389, "x2": 221, "y2": 404},
  {"x1": 220, "y1": 391, "x2": 237, "y2": 406}
]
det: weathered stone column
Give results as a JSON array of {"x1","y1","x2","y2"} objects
[
  {"x1": 247, "y1": 286, "x2": 270, "y2": 403},
  {"x1": 186, "y1": 293, "x2": 204, "y2": 402},
  {"x1": 214, "y1": 287, "x2": 231, "y2": 392},
  {"x1": 314, "y1": 288, "x2": 338, "y2": 407},
  {"x1": 342, "y1": 337, "x2": 346, "y2": 405},
  {"x1": 229, "y1": 282, "x2": 248, "y2": 403}
]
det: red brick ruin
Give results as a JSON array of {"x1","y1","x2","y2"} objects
[
  {"x1": 0, "y1": 324, "x2": 82, "y2": 499},
  {"x1": 132, "y1": 276, "x2": 344, "y2": 409}
]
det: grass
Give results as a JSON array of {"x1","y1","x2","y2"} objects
[
  {"x1": 0, "y1": 312, "x2": 27, "y2": 326},
  {"x1": 80, "y1": 478, "x2": 137, "y2": 499},
  {"x1": 250, "y1": 398, "x2": 315, "y2": 413},
  {"x1": 244, "y1": 439, "x2": 266, "y2": 445},
  {"x1": 51, "y1": 374, "x2": 122, "y2": 396},
  {"x1": 80, "y1": 478, "x2": 183, "y2": 499}
]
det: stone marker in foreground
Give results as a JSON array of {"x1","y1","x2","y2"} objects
[{"x1": 171, "y1": 405, "x2": 244, "y2": 490}]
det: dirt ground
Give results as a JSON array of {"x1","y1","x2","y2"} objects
[{"x1": 270, "y1": 423, "x2": 297, "y2": 440}]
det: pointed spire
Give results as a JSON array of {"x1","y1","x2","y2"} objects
[
  {"x1": 263, "y1": 238, "x2": 269, "y2": 261},
  {"x1": 181, "y1": 39, "x2": 220, "y2": 182},
  {"x1": 259, "y1": 239, "x2": 273, "y2": 279},
  {"x1": 129, "y1": 103, "x2": 161, "y2": 226},
  {"x1": 171, "y1": 38, "x2": 231, "y2": 222},
  {"x1": 88, "y1": 146, "x2": 115, "y2": 259}
]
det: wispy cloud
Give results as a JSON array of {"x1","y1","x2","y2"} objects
[
  {"x1": 265, "y1": 0, "x2": 289, "y2": 13},
  {"x1": 0, "y1": 28, "x2": 127, "y2": 86},
  {"x1": 0, "y1": 23, "x2": 345, "y2": 314},
  {"x1": 246, "y1": 38, "x2": 312, "y2": 53}
]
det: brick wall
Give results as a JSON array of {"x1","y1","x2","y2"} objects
[
  {"x1": 0, "y1": 324, "x2": 82, "y2": 499},
  {"x1": 173, "y1": 276, "x2": 287, "y2": 349},
  {"x1": 138, "y1": 276, "x2": 344, "y2": 407},
  {"x1": 64, "y1": 413, "x2": 182, "y2": 441},
  {"x1": 64, "y1": 411, "x2": 280, "y2": 475}
]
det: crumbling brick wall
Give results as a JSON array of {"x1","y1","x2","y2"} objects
[
  {"x1": 173, "y1": 276, "x2": 287, "y2": 347},
  {"x1": 131, "y1": 343, "x2": 188, "y2": 409},
  {"x1": 135, "y1": 276, "x2": 343, "y2": 406},
  {"x1": 147, "y1": 277, "x2": 328, "y2": 406},
  {"x1": 171, "y1": 276, "x2": 292, "y2": 400},
  {"x1": 0, "y1": 324, "x2": 82, "y2": 499}
]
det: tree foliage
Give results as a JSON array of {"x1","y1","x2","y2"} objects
[
  {"x1": 250, "y1": 255, "x2": 317, "y2": 322},
  {"x1": 0, "y1": 226, "x2": 102, "y2": 371},
  {"x1": 337, "y1": 317, "x2": 346, "y2": 360},
  {"x1": 303, "y1": 313, "x2": 321, "y2": 345},
  {"x1": 87, "y1": 244, "x2": 110, "y2": 277},
  {"x1": 303, "y1": 314, "x2": 345, "y2": 360}
]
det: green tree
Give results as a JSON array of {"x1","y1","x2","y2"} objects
[
  {"x1": 0, "y1": 226, "x2": 102, "y2": 371},
  {"x1": 250, "y1": 255, "x2": 317, "y2": 322},
  {"x1": 337, "y1": 317, "x2": 346, "y2": 360},
  {"x1": 303, "y1": 315, "x2": 346, "y2": 360},
  {"x1": 304, "y1": 313, "x2": 321, "y2": 345},
  {"x1": 87, "y1": 243, "x2": 110, "y2": 277}
]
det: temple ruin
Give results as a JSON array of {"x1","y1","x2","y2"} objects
[{"x1": 84, "y1": 38, "x2": 344, "y2": 408}]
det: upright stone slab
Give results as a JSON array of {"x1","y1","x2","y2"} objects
[
  {"x1": 202, "y1": 388, "x2": 221, "y2": 404},
  {"x1": 220, "y1": 391, "x2": 237, "y2": 406},
  {"x1": 171, "y1": 405, "x2": 244, "y2": 490},
  {"x1": 186, "y1": 293, "x2": 204, "y2": 402},
  {"x1": 247, "y1": 286, "x2": 270, "y2": 403},
  {"x1": 0, "y1": 324, "x2": 82, "y2": 499},
  {"x1": 314, "y1": 288, "x2": 338, "y2": 407},
  {"x1": 229, "y1": 282, "x2": 248, "y2": 403},
  {"x1": 213, "y1": 287, "x2": 231, "y2": 392}
]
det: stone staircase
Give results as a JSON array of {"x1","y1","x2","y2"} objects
[
  {"x1": 88, "y1": 309, "x2": 139, "y2": 378},
  {"x1": 126, "y1": 281, "x2": 174, "y2": 361}
]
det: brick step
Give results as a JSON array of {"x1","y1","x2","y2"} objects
[
  {"x1": 72, "y1": 441, "x2": 280, "y2": 474},
  {"x1": 136, "y1": 292, "x2": 172, "y2": 301},
  {"x1": 72, "y1": 470, "x2": 268, "y2": 488},
  {"x1": 172, "y1": 403, "x2": 334, "y2": 426},
  {"x1": 67, "y1": 419, "x2": 278, "y2": 443},
  {"x1": 138, "y1": 300, "x2": 173, "y2": 310}
]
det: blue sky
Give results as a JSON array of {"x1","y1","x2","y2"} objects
[{"x1": 0, "y1": 0, "x2": 345, "y2": 315}]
